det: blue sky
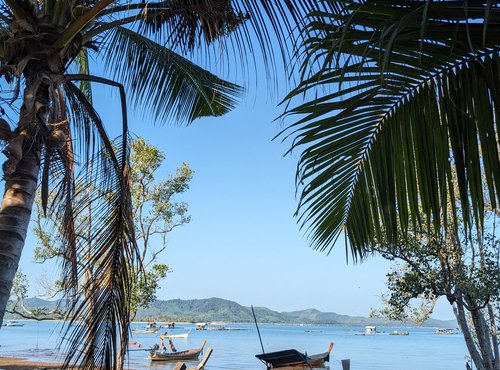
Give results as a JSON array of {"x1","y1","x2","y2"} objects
[
  {"x1": 12, "y1": 70, "x2": 456, "y2": 320},
  {"x1": 0, "y1": 17, "x2": 457, "y2": 319}
]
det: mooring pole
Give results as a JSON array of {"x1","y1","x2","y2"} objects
[{"x1": 251, "y1": 305, "x2": 265, "y2": 354}]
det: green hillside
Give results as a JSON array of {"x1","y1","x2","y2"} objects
[
  {"x1": 7, "y1": 297, "x2": 456, "y2": 328},
  {"x1": 134, "y1": 297, "x2": 456, "y2": 328}
]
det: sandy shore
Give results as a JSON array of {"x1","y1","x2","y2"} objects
[{"x1": 0, "y1": 357, "x2": 63, "y2": 369}]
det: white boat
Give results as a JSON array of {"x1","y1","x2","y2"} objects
[
  {"x1": 435, "y1": 328, "x2": 457, "y2": 335},
  {"x1": 131, "y1": 327, "x2": 160, "y2": 334},
  {"x1": 160, "y1": 330, "x2": 191, "y2": 339},
  {"x1": 195, "y1": 322, "x2": 208, "y2": 330},
  {"x1": 365, "y1": 326, "x2": 377, "y2": 334},
  {"x1": 207, "y1": 322, "x2": 228, "y2": 331},
  {"x1": 390, "y1": 330, "x2": 409, "y2": 336},
  {"x1": 4, "y1": 320, "x2": 24, "y2": 327},
  {"x1": 355, "y1": 325, "x2": 377, "y2": 336}
]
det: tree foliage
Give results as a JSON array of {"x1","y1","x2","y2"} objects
[
  {"x1": 0, "y1": 1, "x2": 335, "y2": 368},
  {"x1": 283, "y1": 0, "x2": 500, "y2": 259},
  {"x1": 129, "y1": 137, "x2": 193, "y2": 315},
  {"x1": 30, "y1": 137, "x2": 192, "y2": 317},
  {"x1": 370, "y1": 217, "x2": 499, "y2": 370}
]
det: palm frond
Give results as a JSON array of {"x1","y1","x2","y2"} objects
[
  {"x1": 74, "y1": 48, "x2": 93, "y2": 101},
  {"x1": 39, "y1": 142, "x2": 80, "y2": 298},
  {"x1": 57, "y1": 81, "x2": 138, "y2": 369},
  {"x1": 135, "y1": 0, "x2": 249, "y2": 53},
  {"x1": 87, "y1": 1, "x2": 342, "y2": 85},
  {"x1": 102, "y1": 26, "x2": 243, "y2": 125},
  {"x1": 60, "y1": 138, "x2": 138, "y2": 369},
  {"x1": 283, "y1": 0, "x2": 500, "y2": 259}
]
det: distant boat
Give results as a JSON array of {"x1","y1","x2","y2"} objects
[
  {"x1": 207, "y1": 321, "x2": 228, "y2": 330},
  {"x1": 256, "y1": 342, "x2": 334, "y2": 369},
  {"x1": 3, "y1": 320, "x2": 24, "y2": 327},
  {"x1": 163, "y1": 322, "x2": 184, "y2": 329},
  {"x1": 195, "y1": 322, "x2": 208, "y2": 330},
  {"x1": 146, "y1": 322, "x2": 158, "y2": 329},
  {"x1": 160, "y1": 330, "x2": 191, "y2": 339},
  {"x1": 131, "y1": 328, "x2": 160, "y2": 334},
  {"x1": 149, "y1": 339, "x2": 206, "y2": 362},
  {"x1": 390, "y1": 330, "x2": 409, "y2": 336},
  {"x1": 435, "y1": 328, "x2": 457, "y2": 335},
  {"x1": 203, "y1": 322, "x2": 247, "y2": 331},
  {"x1": 355, "y1": 326, "x2": 377, "y2": 335},
  {"x1": 365, "y1": 325, "x2": 377, "y2": 335}
]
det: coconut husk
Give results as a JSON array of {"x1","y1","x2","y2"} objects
[
  {"x1": 3, "y1": 133, "x2": 24, "y2": 161},
  {"x1": 0, "y1": 118, "x2": 13, "y2": 140},
  {"x1": 47, "y1": 129, "x2": 66, "y2": 149},
  {"x1": 2, "y1": 158, "x2": 18, "y2": 175}
]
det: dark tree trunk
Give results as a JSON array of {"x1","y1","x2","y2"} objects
[
  {"x1": 0, "y1": 78, "x2": 49, "y2": 326},
  {"x1": 0, "y1": 145, "x2": 40, "y2": 325},
  {"x1": 455, "y1": 300, "x2": 487, "y2": 370}
]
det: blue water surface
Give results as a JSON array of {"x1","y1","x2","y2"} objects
[{"x1": 0, "y1": 321, "x2": 468, "y2": 369}]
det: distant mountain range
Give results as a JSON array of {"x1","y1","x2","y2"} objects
[{"x1": 8, "y1": 297, "x2": 457, "y2": 328}]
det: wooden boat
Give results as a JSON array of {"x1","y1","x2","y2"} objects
[
  {"x1": 150, "y1": 339, "x2": 206, "y2": 362},
  {"x1": 173, "y1": 347, "x2": 213, "y2": 370},
  {"x1": 131, "y1": 328, "x2": 160, "y2": 334},
  {"x1": 256, "y1": 342, "x2": 333, "y2": 369}
]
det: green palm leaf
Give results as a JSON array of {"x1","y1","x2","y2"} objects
[
  {"x1": 60, "y1": 82, "x2": 138, "y2": 369},
  {"x1": 284, "y1": 0, "x2": 500, "y2": 259},
  {"x1": 102, "y1": 26, "x2": 243, "y2": 125},
  {"x1": 60, "y1": 140, "x2": 138, "y2": 369}
]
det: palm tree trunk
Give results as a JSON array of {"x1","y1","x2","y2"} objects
[
  {"x1": 0, "y1": 77, "x2": 48, "y2": 326},
  {"x1": 0, "y1": 147, "x2": 40, "y2": 326}
]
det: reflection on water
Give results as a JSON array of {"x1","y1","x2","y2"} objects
[{"x1": 0, "y1": 321, "x2": 466, "y2": 369}]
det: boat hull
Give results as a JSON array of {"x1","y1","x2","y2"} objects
[
  {"x1": 150, "y1": 350, "x2": 202, "y2": 362},
  {"x1": 149, "y1": 339, "x2": 206, "y2": 362},
  {"x1": 159, "y1": 332, "x2": 189, "y2": 339},
  {"x1": 131, "y1": 328, "x2": 160, "y2": 334},
  {"x1": 256, "y1": 343, "x2": 333, "y2": 369}
]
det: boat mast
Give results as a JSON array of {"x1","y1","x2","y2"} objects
[{"x1": 251, "y1": 305, "x2": 265, "y2": 354}]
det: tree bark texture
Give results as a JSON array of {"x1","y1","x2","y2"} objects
[
  {"x1": 0, "y1": 148, "x2": 40, "y2": 326},
  {"x1": 487, "y1": 303, "x2": 500, "y2": 370},
  {"x1": 455, "y1": 298, "x2": 500, "y2": 370},
  {"x1": 0, "y1": 78, "x2": 48, "y2": 326},
  {"x1": 455, "y1": 300, "x2": 487, "y2": 370}
]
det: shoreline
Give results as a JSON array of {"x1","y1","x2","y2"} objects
[{"x1": 0, "y1": 357, "x2": 64, "y2": 369}]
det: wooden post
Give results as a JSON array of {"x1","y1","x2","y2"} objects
[{"x1": 341, "y1": 359, "x2": 351, "y2": 370}]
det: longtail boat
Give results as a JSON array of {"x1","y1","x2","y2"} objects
[
  {"x1": 256, "y1": 342, "x2": 333, "y2": 369},
  {"x1": 131, "y1": 328, "x2": 160, "y2": 334},
  {"x1": 149, "y1": 339, "x2": 206, "y2": 362},
  {"x1": 159, "y1": 329, "x2": 191, "y2": 339}
]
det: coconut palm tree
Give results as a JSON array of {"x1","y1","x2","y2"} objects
[
  {"x1": 283, "y1": 0, "x2": 500, "y2": 258},
  {"x1": 284, "y1": 5, "x2": 500, "y2": 367},
  {"x1": 0, "y1": 0, "x2": 335, "y2": 368}
]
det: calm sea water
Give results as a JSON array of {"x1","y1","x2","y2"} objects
[{"x1": 0, "y1": 321, "x2": 468, "y2": 369}]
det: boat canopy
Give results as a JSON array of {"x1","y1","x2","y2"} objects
[
  {"x1": 256, "y1": 350, "x2": 308, "y2": 367},
  {"x1": 210, "y1": 321, "x2": 226, "y2": 325}
]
